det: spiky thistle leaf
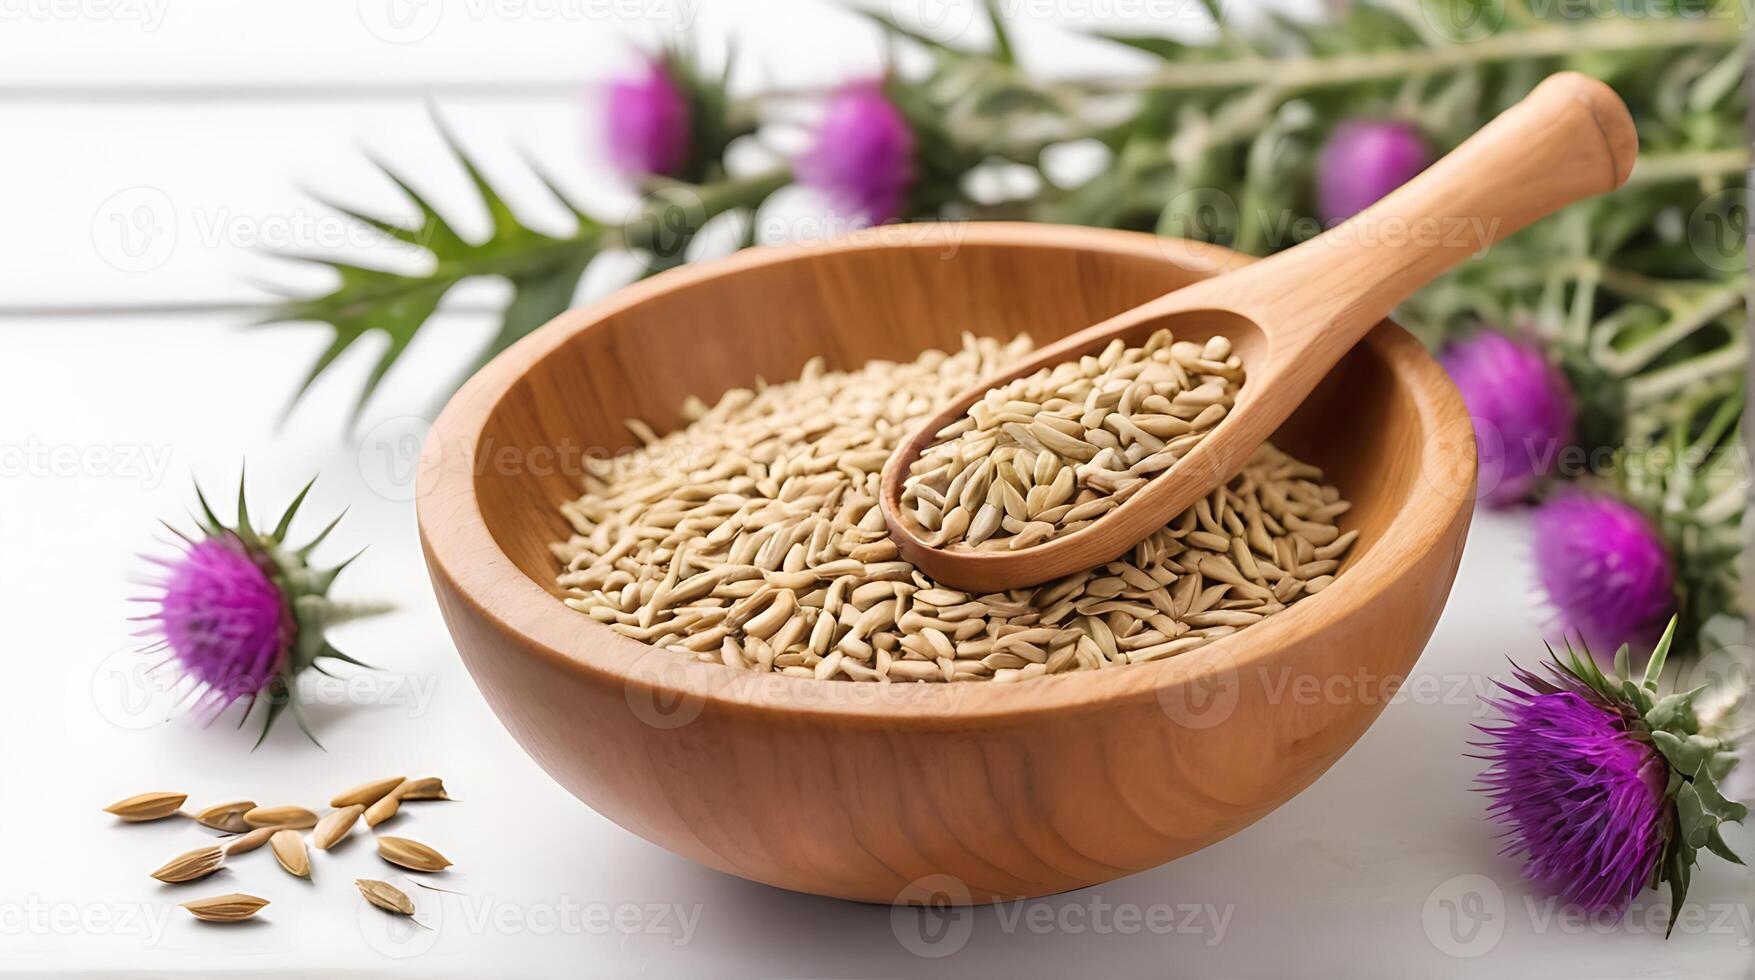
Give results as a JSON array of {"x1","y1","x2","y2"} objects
[
  {"x1": 264, "y1": 103, "x2": 793, "y2": 425},
  {"x1": 263, "y1": 112, "x2": 607, "y2": 425}
]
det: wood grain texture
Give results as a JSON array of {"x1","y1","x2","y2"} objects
[
  {"x1": 881, "y1": 72, "x2": 1631, "y2": 592},
  {"x1": 417, "y1": 222, "x2": 1477, "y2": 904}
]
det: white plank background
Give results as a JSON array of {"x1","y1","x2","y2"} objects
[{"x1": 1, "y1": 2, "x2": 1748, "y2": 977}]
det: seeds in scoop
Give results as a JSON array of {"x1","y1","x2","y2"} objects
[
  {"x1": 396, "y1": 777, "x2": 449, "y2": 801},
  {"x1": 244, "y1": 806, "x2": 317, "y2": 830},
  {"x1": 904, "y1": 329, "x2": 1244, "y2": 551},
  {"x1": 312, "y1": 805, "x2": 364, "y2": 850},
  {"x1": 193, "y1": 800, "x2": 256, "y2": 833},
  {"x1": 270, "y1": 830, "x2": 310, "y2": 879},
  {"x1": 377, "y1": 836, "x2": 452, "y2": 872},
  {"x1": 331, "y1": 777, "x2": 404, "y2": 809},
  {"x1": 104, "y1": 792, "x2": 187, "y2": 822},
  {"x1": 356, "y1": 879, "x2": 415, "y2": 916},
  {"x1": 180, "y1": 893, "x2": 269, "y2": 922},
  {"x1": 152, "y1": 845, "x2": 225, "y2": 883},
  {"x1": 551, "y1": 335, "x2": 1353, "y2": 684}
]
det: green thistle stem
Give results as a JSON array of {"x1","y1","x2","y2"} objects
[
  {"x1": 1593, "y1": 283, "x2": 1743, "y2": 376},
  {"x1": 746, "y1": 18, "x2": 1741, "y2": 104},
  {"x1": 1626, "y1": 342, "x2": 1749, "y2": 405},
  {"x1": 1693, "y1": 481, "x2": 1746, "y2": 528},
  {"x1": 1597, "y1": 267, "x2": 1735, "y2": 304},
  {"x1": 1630, "y1": 148, "x2": 1751, "y2": 185},
  {"x1": 1440, "y1": 255, "x2": 1740, "y2": 303},
  {"x1": 601, "y1": 167, "x2": 791, "y2": 253},
  {"x1": 1082, "y1": 18, "x2": 1741, "y2": 94}
]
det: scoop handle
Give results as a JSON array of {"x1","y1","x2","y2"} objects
[{"x1": 1228, "y1": 71, "x2": 1635, "y2": 370}]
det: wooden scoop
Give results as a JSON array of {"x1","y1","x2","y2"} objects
[{"x1": 880, "y1": 71, "x2": 1636, "y2": 593}]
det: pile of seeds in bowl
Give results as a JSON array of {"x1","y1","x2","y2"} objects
[
  {"x1": 902, "y1": 328, "x2": 1243, "y2": 550},
  {"x1": 551, "y1": 334, "x2": 1355, "y2": 683}
]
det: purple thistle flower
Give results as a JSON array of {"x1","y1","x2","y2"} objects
[
  {"x1": 1533, "y1": 492, "x2": 1674, "y2": 652},
  {"x1": 139, "y1": 536, "x2": 291, "y2": 713},
  {"x1": 1315, "y1": 119, "x2": 1432, "y2": 224},
  {"x1": 1477, "y1": 663, "x2": 1671, "y2": 915},
  {"x1": 1476, "y1": 621, "x2": 1743, "y2": 934},
  {"x1": 605, "y1": 58, "x2": 692, "y2": 178},
  {"x1": 798, "y1": 81, "x2": 917, "y2": 225},
  {"x1": 132, "y1": 474, "x2": 386, "y2": 744},
  {"x1": 1441, "y1": 331, "x2": 1576, "y2": 507}
]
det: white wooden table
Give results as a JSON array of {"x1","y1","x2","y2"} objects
[{"x1": 2, "y1": 2, "x2": 1747, "y2": 975}]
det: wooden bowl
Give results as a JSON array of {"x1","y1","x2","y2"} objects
[{"x1": 417, "y1": 223, "x2": 1475, "y2": 904}]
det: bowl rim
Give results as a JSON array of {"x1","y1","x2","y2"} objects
[{"x1": 418, "y1": 222, "x2": 1474, "y2": 728}]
